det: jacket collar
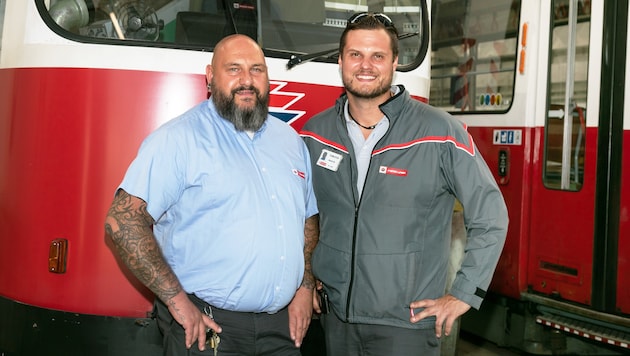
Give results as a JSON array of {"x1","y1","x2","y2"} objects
[{"x1": 335, "y1": 84, "x2": 408, "y2": 125}]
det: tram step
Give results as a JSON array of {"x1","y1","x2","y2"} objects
[{"x1": 536, "y1": 314, "x2": 630, "y2": 350}]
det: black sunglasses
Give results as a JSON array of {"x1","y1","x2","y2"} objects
[{"x1": 347, "y1": 12, "x2": 394, "y2": 27}]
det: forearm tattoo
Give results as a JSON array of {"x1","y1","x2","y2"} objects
[
  {"x1": 301, "y1": 214, "x2": 320, "y2": 290},
  {"x1": 104, "y1": 189, "x2": 182, "y2": 302}
]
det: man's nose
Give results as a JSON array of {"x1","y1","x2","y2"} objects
[
  {"x1": 239, "y1": 71, "x2": 253, "y2": 85},
  {"x1": 360, "y1": 57, "x2": 374, "y2": 69}
]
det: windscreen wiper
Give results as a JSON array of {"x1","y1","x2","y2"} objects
[
  {"x1": 286, "y1": 32, "x2": 419, "y2": 70},
  {"x1": 286, "y1": 48, "x2": 339, "y2": 70}
]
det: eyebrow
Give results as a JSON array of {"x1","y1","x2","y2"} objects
[
  {"x1": 224, "y1": 62, "x2": 266, "y2": 68},
  {"x1": 346, "y1": 48, "x2": 390, "y2": 55}
]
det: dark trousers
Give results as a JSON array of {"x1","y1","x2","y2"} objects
[
  {"x1": 319, "y1": 311, "x2": 440, "y2": 356},
  {"x1": 154, "y1": 295, "x2": 301, "y2": 356}
]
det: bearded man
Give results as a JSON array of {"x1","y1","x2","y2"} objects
[{"x1": 105, "y1": 34, "x2": 319, "y2": 356}]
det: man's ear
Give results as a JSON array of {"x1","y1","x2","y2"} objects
[{"x1": 205, "y1": 64, "x2": 213, "y2": 82}]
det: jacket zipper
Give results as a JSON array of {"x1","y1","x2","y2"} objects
[{"x1": 345, "y1": 205, "x2": 360, "y2": 320}]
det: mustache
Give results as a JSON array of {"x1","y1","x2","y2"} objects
[{"x1": 232, "y1": 85, "x2": 260, "y2": 96}]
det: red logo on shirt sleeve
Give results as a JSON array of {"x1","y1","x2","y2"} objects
[{"x1": 292, "y1": 169, "x2": 306, "y2": 179}]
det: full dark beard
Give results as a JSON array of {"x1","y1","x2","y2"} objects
[{"x1": 211, "y1": 84, "x2": 270, "y2": 132}]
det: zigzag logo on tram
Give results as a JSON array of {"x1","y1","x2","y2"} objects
[{"x1": 268, "y1": 81, "x2": 306, "y2": 125}]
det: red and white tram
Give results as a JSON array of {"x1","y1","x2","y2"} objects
[
  {"x1": 0, "y1": 0, "x2": 429, "y2": 354},
  {"x1": 2, "y1": 0, "x2": 630, "y2": 355}
]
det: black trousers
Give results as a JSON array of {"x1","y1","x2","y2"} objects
[
  {"x1": 319, "y1": 311, "x2": 440, "y2": 356},
  {"x1": 154, "y1": 295, "x2": 301, "y2": 356}
]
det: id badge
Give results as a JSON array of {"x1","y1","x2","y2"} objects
[{"x1": 316, "y1": 149, "x2": 343, "y2": 172}]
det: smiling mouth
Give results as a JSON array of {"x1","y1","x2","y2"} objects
[{"x1": 355, "y1": 73, "x2": 377, "y2": 81}]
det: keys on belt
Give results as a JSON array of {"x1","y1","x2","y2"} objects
[{"x1": 204, "y1": 306, "x2": 220, "y2": 355}]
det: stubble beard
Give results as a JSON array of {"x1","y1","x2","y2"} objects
[
  {"x1": 211, "y1": 82, "x2": 270, "y2": 132},
  {"x1": 343, "y1": 72, "x2": 392, "y2": 99}
]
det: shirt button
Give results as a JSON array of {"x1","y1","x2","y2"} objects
[
  {"x1": 278, "y1": 225, "x2": 284, "y2": 230},
  {"x1": 271, "y1": 195, "x2": 277, "y2": 200},
  {"x1": 280, "y1": 255, "x2": 285, "y2": 260}
]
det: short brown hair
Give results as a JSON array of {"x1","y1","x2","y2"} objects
[{"x1": 339, "y1": 13, "x2": 399, "y2": 58}]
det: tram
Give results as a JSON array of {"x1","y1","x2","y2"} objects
[
  {"x1": 2, "y1": 1, "x2": 630, "y2": 355},
  {"x1": 429, "y1": 0, "x2": 630, "y2": 354},
  {"x1": 0, "y1": 0, "x2": 430, "y2": 354}
]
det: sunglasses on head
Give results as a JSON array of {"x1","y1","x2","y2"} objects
[{"x1": 347, "y1": 12, "x2": 394, "y2": 27}]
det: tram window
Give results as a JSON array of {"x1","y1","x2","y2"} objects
[
  {"x1": 38, "y1": 0, "x2": 428, "y2": 68},
  {"x1": 543, "y1": 0, "x2": 589, "y2": 191},
  {"x1": 430, "y1": 0, "x2": 520, "y2": 113}
]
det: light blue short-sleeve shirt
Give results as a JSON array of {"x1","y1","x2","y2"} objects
[{"x1": 119, "y1": 100, "x2": 318, "y2": 313}]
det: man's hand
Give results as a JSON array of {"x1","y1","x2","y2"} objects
[
  {"x1": 288, "y1": 286, "x2": 313, "y2": 348},
  {"x1": 409, "y1": 294, "x2": 470, "y2": 338},
  {"x1": 312, "y1": 280, "x2": 324, "y2": 314},
  {"x1": 167, "y1": 291, "x2": 222, "y2": 351}
]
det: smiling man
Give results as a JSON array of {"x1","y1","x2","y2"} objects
[{"x1": 300, "y1": 13, "x2": 508, "y2": 356}]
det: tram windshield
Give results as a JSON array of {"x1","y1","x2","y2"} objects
[{"x1": 40, "y1": 0, "x2": 428, "y2": 69}]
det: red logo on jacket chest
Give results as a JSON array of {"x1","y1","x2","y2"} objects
[{"x1": 378, "y1": 166, "x2": 408, "y2": 176}]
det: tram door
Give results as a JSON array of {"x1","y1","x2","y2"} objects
[{"x1": 528, "y1": 0, "x2": 630, "y2": 315}]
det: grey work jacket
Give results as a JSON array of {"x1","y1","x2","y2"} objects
[{"x1": 300, "y1": 86, "x2": 508, "y2": 330}]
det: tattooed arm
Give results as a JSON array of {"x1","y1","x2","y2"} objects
[
  {"x1": 288, "y1": 214, "x2": 320, "y2": 347},
  {"x1": 302, "y1": 214, "x2": 320, "y2": 290},
  {"x1": 104, "y1": 189, "x2": 221, "y2": 350},
  {"x1": 104, "y1": 189, "x2": 179, "y2": 301}
]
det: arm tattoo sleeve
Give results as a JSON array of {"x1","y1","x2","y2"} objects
[
  {"x1": 301, "y1": 214, "x2": 320, "y2": 290},
  {"x1": 104, "y1": 189, "x2": 182, "y2": 303}
]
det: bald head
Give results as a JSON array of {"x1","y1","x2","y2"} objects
[
  {"x1": 206, "y1": 35, "x2": 270, "y2": 132},
  {"x1": 211, "y1": 35, "x2": 265, "y2": 67}
]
